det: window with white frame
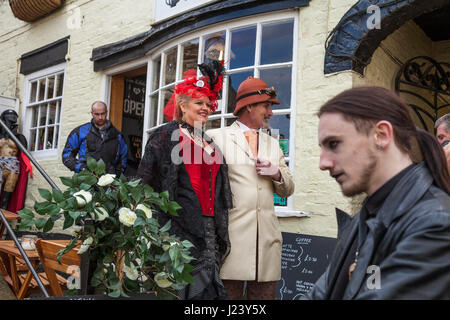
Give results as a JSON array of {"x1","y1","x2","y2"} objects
[
  {"x1": 144, "y1": 13, "x2": 297, "y2": 209},
  {"x1": 23, "y1": 63, "x2": 65, "y2": 156}
]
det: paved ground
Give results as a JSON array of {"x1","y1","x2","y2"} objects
[{"x1": 0, "y1": 275, "x2": 16, "y2": 300}]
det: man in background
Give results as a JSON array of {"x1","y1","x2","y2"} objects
[
  {"x1": 435, "y1": 114, "x2": 450, "y2": 173},
  {"x1": 62, "y1": 101, "x2": 127, "y2": 176}
]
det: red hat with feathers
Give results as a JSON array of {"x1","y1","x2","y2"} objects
[{"x1": 163, "y1": 61, "x2": 225, "y2": 122}]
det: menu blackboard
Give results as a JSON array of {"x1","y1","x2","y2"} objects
[{"x1": 276, "y1": 232, "x2": 337, "y2": 300}]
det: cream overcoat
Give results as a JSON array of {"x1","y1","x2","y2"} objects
[{"x1": 207, "y1": 122, "x2": 294, "y2": 281}]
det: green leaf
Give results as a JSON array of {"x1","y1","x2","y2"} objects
[
  {"x1": 60, "y1": 176, "x2": 73, "y2": 187},
  {"x1": 108, "y1": 290, "x2": 121, "y2": 298},
  {"x1": 168, "y1": 201, "x2": 181, "y2": 216},
  {"x1": 52, "y1": 189, "x2": 64, "y2": 203},
  {"x1": 130, "y1": 188, "x2": 141, "y2": 203},
  {"x1": 63, "y1": 212, "x2": 74, "y2": 229},
  {"x1": 79, "y1": 183, "x2": 91, "y2": 191},
  {"x1": 96, "y1": 159, "x2": 106, "y2": 175},
  {"x1": 160, "y1": 220, "x2": 171, "y2": 233},
  {"x1": 133, "y1": 216, "x2": 146, "y2": 228},
  {"x1": 87, "y1": 157, "x2": 97, "y2": 171},
  {"x1": 39, "y1": 189, "x2": 52, "y2": 202},
  {"x1": 68, "y1": 211, "x2": 82, "y2": 221},
  {"x1": 18, "y1": 208, "x2": 34, "y2": 220},
  {"x1": 34, "y1": 218, "x2": 47, "y2": 229},
  {"x1": 43, "y1": 218, "x2": 55, "y2": 233}
]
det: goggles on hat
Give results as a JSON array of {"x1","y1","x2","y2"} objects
[{"x1": 235, "y1": 87, "x2": 277, "y2": 102}]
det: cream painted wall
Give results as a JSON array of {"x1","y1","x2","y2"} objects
[{"x1": 280, "y1": 0, "x2": 357, "y2": 238}]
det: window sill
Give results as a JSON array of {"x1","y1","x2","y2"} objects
[
  {"x1": 30, "y1": 149, "x2": 59, "y2": 160},
  {"x1": 275, "y1": 209, "x2": 310, "y2": 218}
]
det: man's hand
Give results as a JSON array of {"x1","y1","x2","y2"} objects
[{"x1": 253, "y1": 158, "x2": 281, "y2": 181}]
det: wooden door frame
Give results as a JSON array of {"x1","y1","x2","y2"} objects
[{"x1": 109, "y1": 66, "x2": 147, "y2": 131}]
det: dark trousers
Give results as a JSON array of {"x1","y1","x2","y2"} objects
[{"x1": 223, "y1": 279, "x2": 277, "y2": 300}]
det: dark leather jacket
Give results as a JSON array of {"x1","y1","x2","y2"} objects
[
  {"x1": 137, "y1": 121, "x2": 233, "y2": 263},
  {"x1": 305, "y1": 163, "x2": 450, "y2": 299}
]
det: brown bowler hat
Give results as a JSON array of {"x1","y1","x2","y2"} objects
[{"x1": 233, "y1": 76, "x2": 280, "y2": 116}]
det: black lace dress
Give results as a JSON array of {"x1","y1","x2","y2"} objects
[{"x1": 137, "y1": 121, "x2": 233, "y2": 300}]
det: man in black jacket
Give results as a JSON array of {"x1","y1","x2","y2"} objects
[
  {"x1": 62, "y1": 101, "x2": 127, "y2": 176},
  {"x1": 308, "y1": 86, "x2": 450, "y2": 299}
]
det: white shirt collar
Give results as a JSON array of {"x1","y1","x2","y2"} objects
[{"x1": 236, "y1": 120, "x2": 259, "y2": 133}]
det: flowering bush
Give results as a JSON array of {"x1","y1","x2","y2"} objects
[{"x1": 18, "y1": 157, "x2": 194, "y2": 299}]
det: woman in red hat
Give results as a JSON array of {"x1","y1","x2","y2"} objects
[{"x1": 137, "y1": 62, "x2": 233, "y2": 300}]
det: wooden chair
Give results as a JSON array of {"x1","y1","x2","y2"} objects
[{"x1": 35, "y1": 239, "x2": 80, "y2": 297}]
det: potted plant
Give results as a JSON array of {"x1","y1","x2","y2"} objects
[{"x1": 18, "y1": 157, "x2": 194, "y2": 299}]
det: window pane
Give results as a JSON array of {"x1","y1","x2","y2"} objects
[
  {"x1": 164, "y1": 47, "x2": 177, "y2": 85},
  {"x1": 260, "y1": 21, "x2": 293, "y2": 65},
  {"x1": 38, "y1": 78, "x2": 46, "y2": 101},
  {"x1": 30, "y1": 129, "x2": 37, "y2": 151},
  {"x1": 31, "y1": 107, "x2": 39, "y2": 128},
  {"x1": 37, "y1": 128, "x2": 45, "y2": 150},
  {"x1": 203, "y1": 32, "x2": 225, "y2": 64},
  {"x1": 48, "y1": 102, "x2": 57, "y2": 125},
  {"x1": 260, "y1": 66, "x2": 292, "y2": 110},
  {"x1": 225, "y1": 117, "x2": 237, "y2": 126},
  {"x1": 230, "y1": 26, "x2": 256, "y2": 69},
  {"x1": 56, "y1": 73, "x2": 64, "y2": 97},
  {"x1": 152, "y1": 56, "x2": 161, "y2": 91},
  {"x1": 30, "y1": 81, "x2": 37, "y2": 103},
  {"x1": 182, "y1": 39, "x2": 199, "y2": 75},
  {"x1": 205, "y1": 118, "x2": 221, "y2": 131},
  {"x1": 46, "y1": 76, "x2": 55, "y2": 99},
  {"x1": 46, "y1": 126, "x2": 55, "y2": 150},
  {"x1": 149, "y1": 94, "x2": 158, "y2": 127},
  {"x1": 55, "y1": 101, "x2": 61, "y2": 124},
  {"x1": 226, "y1": 70, "x2": 253, "y2": 114},
  {"x1": 266, "y1": 114, "x2": 290, "y2": 156},
  {"x1": 53, "y1": 125, "x2": 59, "y2": 149},
  {"x1": 39, "y1": 104, "x2": 47, "y2": 126},
  {"x1": 161, "y1": 89, "x2": 174, "y2": 124}
]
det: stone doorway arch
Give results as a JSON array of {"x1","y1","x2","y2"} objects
[{"x1": 324, "y1": 0, "x2": 450, "y2": 75}]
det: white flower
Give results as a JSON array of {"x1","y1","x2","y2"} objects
[
  {"x1": 73, "y1": 190, "x2": 92, "y2": 207},
  {"x1": 97, "y1": 174, "x2": 116, "y2": 187},
  {"x1": 154, "y1": 272, "x2": 173, "y2": 288},
  {"x1": 123, "y1": 263, "x2": 139, "y2": 281},
  {"x1": 118, "y1": 207, "x2": 137, "y2": 227},
  {"x1": 77, "y1": 236, "x2": 94, "y2": 255},
  {"x1": 136, "y1": 204, "x2": 152, "y2": 219},
  {"x1": 90, "y1": 206, "x2": 109, "y2": 221},
  {"x1": 70, "y1": 225, "x2": 83, "y2": 237}
]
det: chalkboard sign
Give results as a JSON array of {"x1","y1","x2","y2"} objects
[{"x1": 276, "y1": 232, "x2": 337, "y2": 300}]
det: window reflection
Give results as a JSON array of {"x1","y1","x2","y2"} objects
[
  {"x1": 203, "y1": 32, "x2": 225, "y2": 64},
  {"x1": 227, "y1": 70, "x2": 253, "y2": 114},
  {"x1": 261, "y1": 21, "x2": 293, "y2": 65},
  {"x1": 205, "y1": 118, "x2": 221, "y2": 131},
  {"x1": 182, "y1": 39, "x2": 199, "y2": 75},
  {"x1": 152, "y1": 56, "x2": 161, "y2": 91},
  {"x1": 164, "y1": 47, "x2": 177, "y2": 85},
  {"x1": 230, "y1": 26, "x2": 256, "y2": 69},
  {"x1": 260, "y1": 66, "x2": 291, "y2": 110},
  {"x1": 266, "y1": 114, "x2": 290, "y2": 156}
]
